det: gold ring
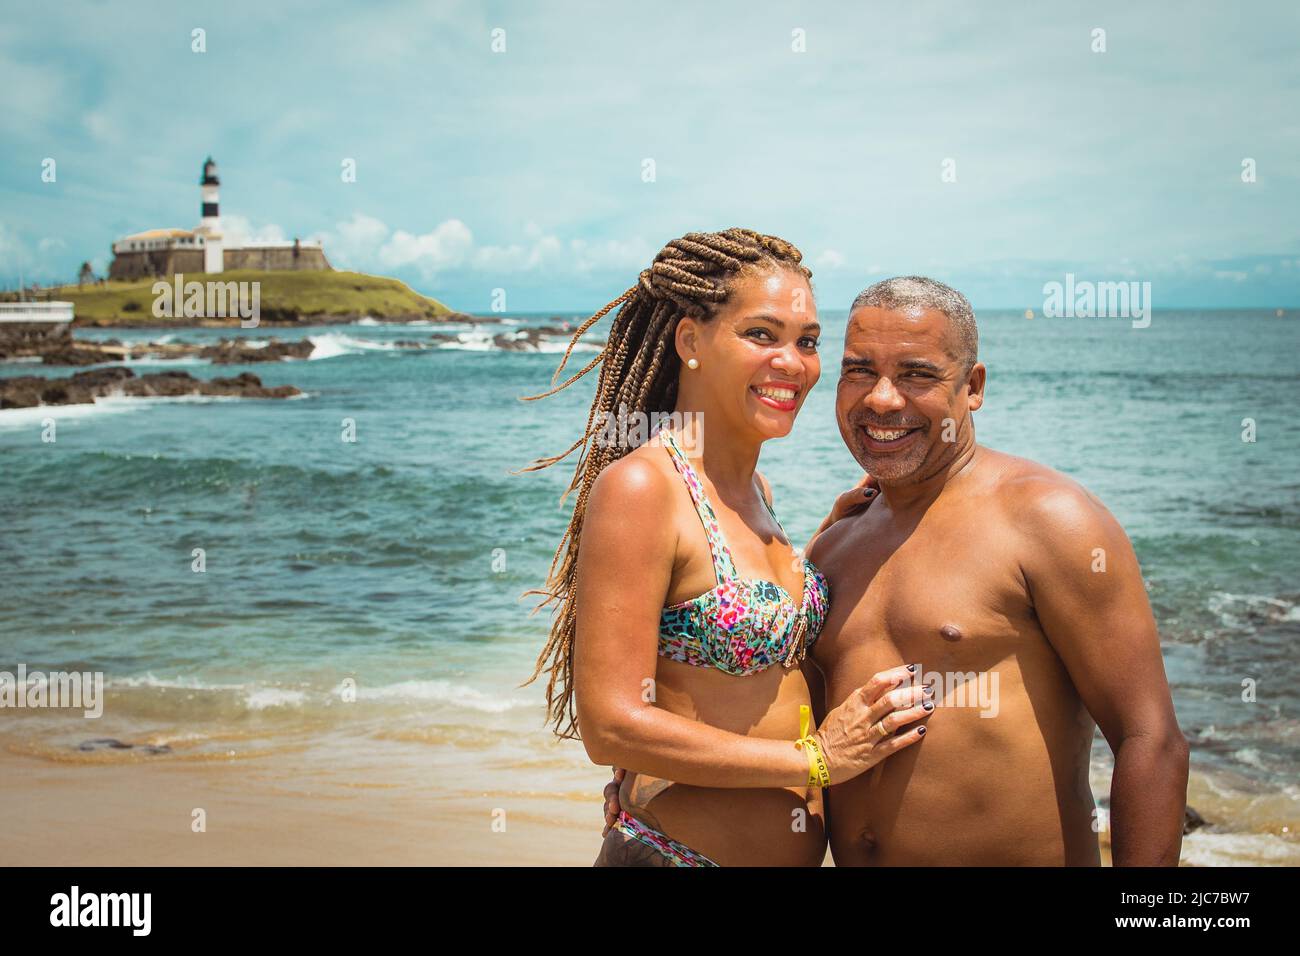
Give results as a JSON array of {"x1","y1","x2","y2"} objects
[{"x1": 874, "y1": 719, "x2": 891, "y2": 740}]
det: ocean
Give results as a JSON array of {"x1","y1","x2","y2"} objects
[{"x1": 1, "y1": 309, "x2": 1296, "y2": 865}]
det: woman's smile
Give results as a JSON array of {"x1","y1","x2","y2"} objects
[{"x1": 750, "y1": 381, "x2": 801, "y2": 412}]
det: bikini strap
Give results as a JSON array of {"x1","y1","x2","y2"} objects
[
  {"x1": 755, "y1": 477, "x2": 788, "y2": 537},
  {"x1": 660, "y1": 432, "x2": 739, "y2": 583}
]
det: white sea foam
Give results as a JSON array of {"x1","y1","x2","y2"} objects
[
  {"x1": 244, "y1": 687, "x2": 309, "y2": 710},
  {"x1": 340, "y1": 678, "x2": 530, "y2": 713},
  {"x1": 1207, "y1": 591, "x2": 1300, "y2": 627},
  {"x1": 1180, "y1": 830, "x2": 1298, "y2": 866},
  {"x1": 0, "y1": 395, "x2": 158, "y2": 428},
  {"x1": 107, "y1": 673, "x2": 528, "y2": 715},
  {"x1": 434, "y1": 329, "x2": 599, "y2": 354},
  {"x1": 306, "y1": 332, "x2": 402, "y2": 360}
]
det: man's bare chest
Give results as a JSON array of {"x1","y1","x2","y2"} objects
[{"x1": 813, "y1": 509, "x2": 1040, "y2": 686}]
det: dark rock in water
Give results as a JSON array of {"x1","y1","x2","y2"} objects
[
  {"x1": 40, "y1": 346, "x2": 112, "y2": 366},
  {"x1": 13, "y1": 330, "x2": 318, "y2": 366},
  {"x1": 77, "y1": 737, "x2": 172, "y2": 754},
  {"x1": 198, "y1": 337, "x2": 316, "y2": 364},
  {"x1": 0, "y1": 365, "x2": 302, "y2": 409},
  {"x1": 0, "y1": 320, "x2": 72, "y2": 360},
  {"x1": 428, "y1": 332, "x2": 458, "y2": 345},
  {"x1": 1183, "y1": 804, "x2": 1207, "y2": 834},
  {"x1": 70, "y1": 366, "x2": 134, "y2": 389},
  {"x1": 0, "y1": 378, "x2": 43, "y2": 408},
  {"x1": 493, "y1": 328, "x2": 549, "y2": 352}
]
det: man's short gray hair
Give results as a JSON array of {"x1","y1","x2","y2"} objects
[{"x1": 850, "y1": 276, "x2": 978, "y2": 372}]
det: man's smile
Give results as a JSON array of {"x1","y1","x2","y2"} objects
[{"x1": 859, "y1": 422, "x2": 924, "y2": 452}]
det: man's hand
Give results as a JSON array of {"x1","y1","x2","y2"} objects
[{"x1": 601, "y1": 767, "x2": 626, "y2": 836}]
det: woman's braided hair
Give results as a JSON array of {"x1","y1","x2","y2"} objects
[{"x1": 519, "y1": 227, "x2": 812, "y2": 739}]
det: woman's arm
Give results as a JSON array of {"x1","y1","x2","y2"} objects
[{"x1": 573, "y1": 456, "x2": 928, "y2": 789}]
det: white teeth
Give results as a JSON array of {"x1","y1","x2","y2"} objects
[
  {"x1": 867, "y1": 427, "x2": 911, "y2": 441},
  {"x1": 755, "y1": 386, "x2": 797, "y2": 400}
]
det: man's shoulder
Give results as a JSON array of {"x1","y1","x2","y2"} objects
[
  {"x1": 807, "y1": 506, "x2": 860, "y2": 568},
  {"x1": 977, "y1": 448, "x2": 1117, "y2": 543}
]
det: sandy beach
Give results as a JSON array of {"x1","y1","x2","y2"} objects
[
  {"x1": 0, "y1": 729, "x2": 609, "y2": 867},
  {"x1": 5, "y1": 713, "x2": 1290, "y2": 867}
]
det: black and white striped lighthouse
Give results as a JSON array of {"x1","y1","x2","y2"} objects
[
  {"x1": 198, "y1": 156, "x2": 224, "y2": 273},
  {"x1": 200, "y1": 156, "x2": 220, "y2": 227}
]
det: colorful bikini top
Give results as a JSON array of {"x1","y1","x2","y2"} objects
[{"x1": 657, "y1": 432, "x2": 830, "y2": 676}]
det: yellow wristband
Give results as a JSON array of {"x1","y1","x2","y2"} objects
[{"x1": 794, "y1": 704, "x2": 832, "y2": 788}]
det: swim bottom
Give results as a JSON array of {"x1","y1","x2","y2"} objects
[{"x1": 608, "y1": 810, "x2": 720, "y2": 867}]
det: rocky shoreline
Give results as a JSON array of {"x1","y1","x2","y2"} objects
[
  {"x1": 0, "y1": 318, "x2": 600, "y2": 410},
  {"x1": 70, "y1": 310, "x2": 480, "y2": 329},
  {"x1": 32, "y1": 337, "x2": 318, "y2": 367},
  {"x1": 1, "y1": 319, "x2": 596, "y2": 368},
  {"x1": 0, "y1": 366, "x2": 302, "y2": 409}
]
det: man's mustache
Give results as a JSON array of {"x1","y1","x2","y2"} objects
[{"x1": 851, "y1": 415, "x2": 928, "y2": 430}]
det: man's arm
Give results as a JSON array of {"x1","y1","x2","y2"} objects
[{"x1": 1016, "y1": 477, "x2": 1190, "y2": 866}]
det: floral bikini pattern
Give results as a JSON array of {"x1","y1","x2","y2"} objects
[{"x1": 657, "y1": 432, "x2": 830, "y2": 675}]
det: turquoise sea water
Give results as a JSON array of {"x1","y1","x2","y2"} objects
[{"x1": 1, "y1": 309, "x2": 1297, "y2": 862}]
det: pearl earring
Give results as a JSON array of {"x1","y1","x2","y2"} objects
[{"x1": 687, "y1": 358, "x2": 699, "y2": 370}]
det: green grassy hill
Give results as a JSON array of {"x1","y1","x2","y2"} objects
[{"x1": 49, "y1": 270, "x2": 455, "y2": 325}]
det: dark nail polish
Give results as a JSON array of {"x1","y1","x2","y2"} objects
[
  {"x1": 917, "y1": 726, "x2": 926, "y2": 736},
  {"x1": 923, "y1": 701, "x2": 934, "y2": 711},
  {"x1": 907, "y1": 664, "x2": 917, "y2": 673}
]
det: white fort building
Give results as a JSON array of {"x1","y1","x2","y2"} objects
[{"x1": 109, "y1": 157, "x2": 331, "y2": 280}]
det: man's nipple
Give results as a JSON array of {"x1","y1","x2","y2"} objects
[{"x1": 939, "y1": 623, "x2": 963, "y2": 642}]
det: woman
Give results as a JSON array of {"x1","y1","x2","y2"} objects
[{"x1": 522, "y1": 228, "x2": 932, "y2": 866}]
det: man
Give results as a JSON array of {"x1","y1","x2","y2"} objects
[
  {"x1": 807, "y1": 276, "x2": 1187, "y2": 865},
  {"x1": 606, "y1": 276, "x2": 1189, "y2": 866}
]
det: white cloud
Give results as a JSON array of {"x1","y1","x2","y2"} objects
[
  {"x1": 814, "y1": 249, "x2": 845, "y2": 272},
  {"x1": 0, "y1": 222, "x2": 67, "y2": 282},
  {"x1": 381, "y1": 220, "x2": 474, "y2": 273},
  {"x1": 82, "y1": 110, "x2": 115, "y2": 143},
  {"x1": 222, "y1": 214, "x2": 287, "y2": 246},
  {"x1": 318, "y1": 213, "x2": 649, "y2": 280}
]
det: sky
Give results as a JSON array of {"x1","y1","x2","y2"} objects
[{"x1": 2, "y1": 0, "x2": 1297, "y2": 311}]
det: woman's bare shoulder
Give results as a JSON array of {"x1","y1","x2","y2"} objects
[{"x1": 586, "y1": 444, "x2": 678, "y2": 521}]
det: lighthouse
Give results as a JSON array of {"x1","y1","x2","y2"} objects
[{"x1": 196, "y1": 156, "x2": 224, "y2": 273}]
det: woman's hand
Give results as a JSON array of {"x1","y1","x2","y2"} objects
[
  {"x1": 808, "y1": 474, "x2": 879, "y2": 550},
  {"x1": 812, "y1": 664, "x2": 933, "y2": 783},
  {"x1": 817, "y1": 473, "x2": 879, "y2": 533},
  {"x1": 601, "y1": 767, "x2": 626, "y2": 836}
]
